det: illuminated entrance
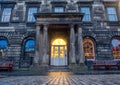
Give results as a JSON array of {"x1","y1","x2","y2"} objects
[{"x1": 51, "y1": 39, "x2": 67, "y2": 66}]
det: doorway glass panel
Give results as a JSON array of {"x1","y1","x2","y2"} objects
[{"x1": 51, "y1": 39, "x2": 67, "y2": 66}]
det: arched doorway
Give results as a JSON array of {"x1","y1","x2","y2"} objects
[{"x1": 51, "y1": 38, "x2": 67, "y2": 66}]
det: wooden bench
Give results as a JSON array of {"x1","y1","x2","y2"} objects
[
  {"x1": 0, "y1": 61, "x2": 13, "y2": 71},
  {"x1": 93, "y1": 60, "x2": 120, "y2": 70}
]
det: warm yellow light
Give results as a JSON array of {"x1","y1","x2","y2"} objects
[
  {"x1": 52, "y1": 39, "x2": 66, "y2": 45},
  {"x1": 51, "y1": 39, "x2": 67, "y2": 58}
]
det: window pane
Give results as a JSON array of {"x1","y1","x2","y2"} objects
[
  {"x1": 0, "y1": 40, "x2": 8, "y2": 52},
  {"x1": 27, "y1": 7, "x2": 37, "y2": 22},
  {"x1": 107, "y1": 7, "x2": 118, "y2": 21},
  {"x1": 83, "y1": 15, "x2": 91, "y2": 21},
  {"x1": 108, "y1": 15, "x2": 117, "y2": 21},
  {"x1": 81, "y1": 7, "x2": 91, "y2": 21},
  {"x1": 107, "y1": 7, "x2": 116, "y2": 14},
  {"x1": 54, "y1": 7, "x2": 64, "y2": 12},
  {"x1": 2, "y1": 8, "x2": 12, "y2": 22},
  {"x1": 25, "y1": 40, "x2": 35, "y2": 52}
]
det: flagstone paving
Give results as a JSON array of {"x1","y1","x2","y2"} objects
[{"x1": 0, "y1": 72, "x2": 120, "y2": 85}]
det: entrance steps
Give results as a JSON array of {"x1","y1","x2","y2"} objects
[{"x1": 48, "y1": 66, "x2": 71, "y2": 72}]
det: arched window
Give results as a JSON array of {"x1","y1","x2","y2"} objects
[
  {"x1": 0, "y1": 39, "x2": 8, "y2": 58},
  {"x1": 111, "y1": 38, "x2": 120, "y2": 59},
  {"x1": 24, "y1": 39, "x2": 35, "y2": 57},
  {"x1": 83, "y1": 38, "x2": 95, "y2": 59},
  {"x1": 0, "y1": 39, "x2": 8, "y2": 51},
  {"x1": 25, "y1": 40, "x2": 35, "y2": 52}
]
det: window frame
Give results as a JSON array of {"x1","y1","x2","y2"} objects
[
  {"x1": 27, "y1": 7, "x2": 38, "y2": 22},
  {"x1": 106, "y1": 7, "x2": 118, "y2": 22},
  {"x1": 54, "y1": 6, "x2": 65, "y2": 13},
  {"x1": 26, "y1": 3, "x2": 40, "y2": 23},
  {"x1": 1, "y1": 8, "x2": 12, "y2": 22},
  {"x1": 51, "y1": 2, "x2": 66, "y2": 13},
  {"x1": 0, "y1": 4, "x2": 14, "y2": 23},
  {"x1": 77, "y1": 2, "x2": 93, "y2": 24},
  {"x1": 104, "y1": 1, "x2": 119, "y2": 23},
  {"x1": 80, "y1": 7, "x2": 91, "y2": 22}
]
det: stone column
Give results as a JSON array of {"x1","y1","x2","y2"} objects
[
  {"x1": 69, "y1": 24, "x2": 76, "y2": 64},
  {"x1": 78, "y1": 26, "x2": 84, "y2": 63},
  {"x1": 34, "y1": 25, "x2": 40, "y2": 64},
  {"x1": 118, "y1": 1, "x2": 120, "y2": 19},
  {"x1": 42, "y1": 24, "x2": 49, "y2": 64}
]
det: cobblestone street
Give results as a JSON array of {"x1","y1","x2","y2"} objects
[{"x1": 0, "y1": 72, "x2": 120, "y2": 85}]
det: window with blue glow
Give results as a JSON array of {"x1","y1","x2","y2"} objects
[
  {"x1": 1, "y1": 8, "x2": 12, "y2": 22},
  {"x1": 54, "y1": 7, "x2": 64, "y2": 12},
  {"x1": 0, "y1": 39, "x2": 8, "y2": 52},
  {"x1": 27, "y1": 7, "x2": 37, "y2": 22},
  {"x1": 107, "y1": 7, "x2": 118, "y2": 21},
  {"x1": 25, "y1": 40, "x2": 35, "y2": 52},
  {"x1": 81, "y1": 7, "x2": 91, "y2": 21}
]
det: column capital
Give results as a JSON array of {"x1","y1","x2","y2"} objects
[
  {"x1": 36, "y1": 25, "x2": 41, "y2": 28},
  {"x1": 69, "y1": 24, "x2": 75, "y2": 28},
  {"x1": 36, "y1": 25, "x2": 41, "y2": 32},
  {"x1": 43, "y1": 24, "x2": 49, "y2": 27},
  {"x1": 43, "y1": 24, "x2": 49, "y2": 30},
  {"x1": 78, "y1": 27, "x2": 82, "y2": 36},
  {"x1": 78, "y1": 26, "x2": 82, "y2": 31},
  {"x1": 77, "y1": 24, "x2": 82, "y2": 28}
]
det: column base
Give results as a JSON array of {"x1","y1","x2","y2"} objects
[{"x1": 69, "y1": 63, "x2": 88, "y2": 73}]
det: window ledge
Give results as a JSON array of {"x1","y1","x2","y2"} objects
[
  {"x1": 82, "y1": 22, "x2": 93, "y2": 26},
  {"x1": 26, "y1": 22, "x2": 36, "y2": 26},
  {"x1": 107, "y1": 21, "x2": 119, "y2": 26},
  {"x1": 0, "y1": 22, "x2": 10, "y2": 26}
]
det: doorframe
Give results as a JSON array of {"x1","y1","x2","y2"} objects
[{"x1": 50, "y1": 45, "x2": 68, "y2": 66}]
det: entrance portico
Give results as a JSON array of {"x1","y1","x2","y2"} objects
[{"x1": 34, "y1": 13, "x2": 84, "y2": 66}]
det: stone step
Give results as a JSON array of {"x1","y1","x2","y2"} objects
[{"x1": 48, "y1": 66, "x2": 71, "y2": 72}]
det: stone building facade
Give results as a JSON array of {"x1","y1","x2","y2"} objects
[{"x1": 0, "y1": 0, "x2": 120, "y2": 69}]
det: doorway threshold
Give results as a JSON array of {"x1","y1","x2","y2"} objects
[{"x1": 49, "y1": 66, "x2": 70, "y2": 72}]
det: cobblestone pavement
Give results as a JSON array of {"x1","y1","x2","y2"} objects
[{"x1": 0, "y1": 72, "x2": 120, "y2": 85}]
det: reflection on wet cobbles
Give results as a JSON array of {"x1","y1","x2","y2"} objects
[{"x1": 0, "y1": 72, "x2": 120, "y2": 85}]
